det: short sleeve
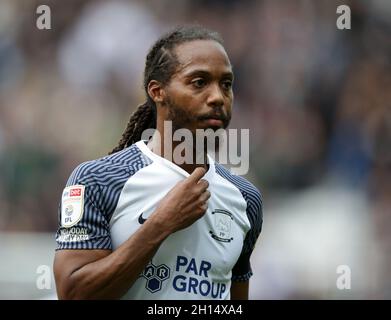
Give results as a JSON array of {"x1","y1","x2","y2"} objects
[
  {"x1": 231, "y1": 187, "x2": 263, "y2": 282},
  {"x1": 55, "y1": 162, "x2": 112, "y2": 250}
]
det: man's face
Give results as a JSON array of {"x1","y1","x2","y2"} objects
[{"x1": 162, "y1": 40, "x2": 234, "y2": 133}]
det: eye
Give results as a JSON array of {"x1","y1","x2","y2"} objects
[
  {"x1": 192, "y1": 78, "x2": 206, "y2": 89},
  {"x1": 221, "y1": 80, "x2": 233, "y2": 90}
]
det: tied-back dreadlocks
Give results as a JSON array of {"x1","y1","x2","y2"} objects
[{"x1": 109, "y1": 25, "x2": 223, "y2": 154}]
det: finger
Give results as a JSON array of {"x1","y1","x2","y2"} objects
[
  {"x1": 197, "y1": 179, "x2": 209, "y2": 191},
  {"x1": 200, "y1": 203, "x2": 208, "y2": 212},
  {"x1": 199, "y1": 190, "x2": 211, "y2": 202},
  {"x1": 193, "y1": 180, "x2": 209, "y2": 195},
  {"x1": 186, "y1": 167, "x2": 207, "y2": 184}
]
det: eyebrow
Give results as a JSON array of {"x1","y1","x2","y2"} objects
[{"x1": 182, "y1": 69, "x2": 234, "y2": 80}]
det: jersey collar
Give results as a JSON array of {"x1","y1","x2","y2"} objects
[{"x1": 136, "y1": 140, "x2": 215, "y2": 181}]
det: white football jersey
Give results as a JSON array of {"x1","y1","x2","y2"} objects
[{"x1": 56, "y1": 140, "x2": 263, "y2": 300}]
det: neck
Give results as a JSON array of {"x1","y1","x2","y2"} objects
[{"x1": 147, "y1": 122, "x2": 208, "y2": 175}]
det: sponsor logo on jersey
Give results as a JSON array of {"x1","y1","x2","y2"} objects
[
  {"x1": 140, "y1": 256, "x2": 227, "y2": 298},
  {"x1": 209, "y1": 209, "x2": 234, "y2": 242},
  {"x1": 141, "y1": 262, "x2": 170, "y2": 293},
  {"x1": 61, "y1": 185, "x2": 85, "y2": 228},
  {"x1": 57, "y1": 227, "x2": 89, "y2": 242},
  {"x1": 173, "y1": 255, "x2": 226, "y2": 298}
]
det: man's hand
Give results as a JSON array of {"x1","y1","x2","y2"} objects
[{"x1": 149, "y1": 167, "x2": 211, "y2": 233}]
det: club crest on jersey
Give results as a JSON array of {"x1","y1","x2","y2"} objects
[
  {"x1": 61, "y1": 185, "x2": 85, "y2": 228},
  {"x1": 209, "y1": 209, "x2": 234, "y2": 242}
]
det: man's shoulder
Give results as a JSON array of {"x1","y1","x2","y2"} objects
[
  {"x1": 66, "y1": 144, "x2": 152, "y2": 186},
  {"x1": 214, "y1": 162, "x2": 262, "y2": 211}
]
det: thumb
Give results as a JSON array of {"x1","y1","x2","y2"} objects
[{"x1": 186, "y1": 167, "x2": 207, "y2": 184}]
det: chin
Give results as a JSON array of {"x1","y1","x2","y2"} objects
[{"x1": 207, "y1": 125, "x2": 224, "y2": 131}]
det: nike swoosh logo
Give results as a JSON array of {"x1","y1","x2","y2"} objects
[{"x1": 138, "y1": 212, "x2": 147, "y2": 224}]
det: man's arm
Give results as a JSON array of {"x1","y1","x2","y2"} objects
[
  {"x1": 230, "y1": 281, "x2": 249, "y2": 300},
  {"x1": 54, "y1": 217, "x2": 171, "y2": 299},
  {"x1": 54, "y1": 167, "x2": 210, "y2": 299}
]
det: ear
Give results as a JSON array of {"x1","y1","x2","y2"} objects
[{"x1": 147, "y1": 80, "x2": 165, "y2": 105}]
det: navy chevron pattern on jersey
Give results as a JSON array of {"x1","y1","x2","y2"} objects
[
  {"x1": 215, "y1": 163, "x2": 263, "y2": 281},
  {"x1": 56, "y1": 144, "x2": 152, "y2": 250}
]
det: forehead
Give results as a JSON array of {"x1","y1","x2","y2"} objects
[{"x1": 173, "y1": 40, "x2": 232, "y2": 76}]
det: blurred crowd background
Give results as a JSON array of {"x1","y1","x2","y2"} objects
[{"x1": 0, "y1": 0, "x2": 390, "y2": 299}]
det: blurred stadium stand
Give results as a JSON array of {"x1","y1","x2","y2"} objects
[{"x1": 0, "y1": 232, "x2": 56, "y2": 299}]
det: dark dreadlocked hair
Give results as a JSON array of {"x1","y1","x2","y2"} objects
[{"x1": 109, "y1": 25, "x2": 223, "y2": 154}]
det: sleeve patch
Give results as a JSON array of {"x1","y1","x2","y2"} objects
[{"x1": 61, "y1": 185, "x2": 85, "y2": 228}]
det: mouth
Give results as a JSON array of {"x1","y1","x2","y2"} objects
[
  {"x1": 201, "y1": 118, "x2": 224, "y2": 127},
  {"x1": 198, "y1": 113, "x2": 226, "y2": 128}
]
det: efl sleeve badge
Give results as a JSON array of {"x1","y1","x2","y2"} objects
[{"x1": 61, "y1": 185, "x2": 85, "y2": 228}]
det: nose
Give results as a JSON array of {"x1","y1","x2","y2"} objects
[{"x1": 206, "y1": 83, "x2": 224, "y2": 108}]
